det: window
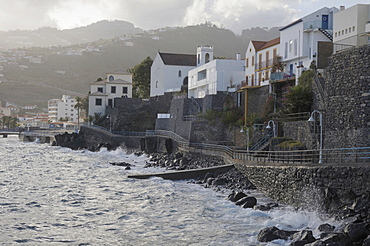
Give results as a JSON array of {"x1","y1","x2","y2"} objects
[
  {"x1": 95, "y1": 98, "x2": 102, "y2": 106},
  {"x1": 289, "y1": 40, "x2": 293, "y2": 53},
  {"x1": 294, "y1": 39, "x2": 297, "y2": 56},
  {"x1": 349, "y1": 27, "x2": 351, "y2": 33},
  {"x1": 353, "y1": 26, "x2": 355, "y2": 32},
  {"x1": 273, "y1": 49, "x2": 277, "y2": 59},
  {"x1": 246, "y1": 58, "x2": 249, "y2": 68},
  {"x1": 345, "y1": 29, "x2": 347, "y2": 34},
  {"x1": 205, "y1": 53, "x2": 210, "y2": 63},
  {"x1": 251, "y1": 74, "x2": 254, "y2": 86},
  {"x1": 265, "y1": 71, "x2": 269, "y2": 80},
  {"x1": 156, "y1": 81, "x2": 158, "y2": 88},
  {"x1": 284, "y1": 42, "x2": 288, "y2": 58},
  {"x1": 108, "y1": 99, "x2": 113, "y2": 107},
  {"x1": 197, "y1": 54, "x2": 200, "y2": 64},
  {"x1": 97, "y1": 87, "x2": 103, "y2": 93},
  {"x1": 335, "y1": 32, "x2": 337, "y2": 37},
  {"x1": 342, "y1": 30, "x2": 344, "y2": 35},
  {"x1": 258, "y1": 72, "x2": 262, "y2": 85},
  {"x1": 266, "y1": 51, "x2": 269, "y2": 67},
  {"x1": 178, "y1": 70, "x2": 182, "y2": 77},
  {"x1": 122, "y1": 87, "x2": 128, "y2": 94},
  {"x1": 252, "y1": 56, "x2": 255, "y2": 66},
  {"x1": 111, "y1": 86, "x2": 116, "y2": 93},
  {"x1": 258, "y1": 54, "x2": 262, "y2": 69},
  {"x1": 197, "y1": 69, "x2": 207, "y2": 81},
  {"x1": 109, "y1": 75, "x2": 114, "y2": 81}
]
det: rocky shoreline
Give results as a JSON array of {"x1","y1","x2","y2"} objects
[
  {"x1": 141, "y1": 151, "x2": 370, "y2": 246},
  {"x1": 54, "y1": 131, "x2": 370, "y2": 245}
]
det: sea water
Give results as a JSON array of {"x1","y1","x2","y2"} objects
[{"x1": 0, "y1": 136, "x2": 339, "y2": 245}]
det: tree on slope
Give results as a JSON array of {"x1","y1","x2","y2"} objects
[{"x1": 128, "y1": 56, "x2": 153, "y2": 98}]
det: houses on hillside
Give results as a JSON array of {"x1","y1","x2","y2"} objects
[
  {"x1": 48, "y1": 95, "x2": 78, "y2": 122},
  {"x1": 88, "y1": 70, "x2": 133, "y2": 117},
  {"x1": 333, "y1": 4, "x2": 370, "y2": 52},
  {"x1": 150, "y1": 52, "x2": 196, "y2": 97},
  {"x1": 188, "y1": 46, "x2": 245, "y2": 98},
  {"x1": 86, "y1": 3, "x2": 369, "y2": 135}
]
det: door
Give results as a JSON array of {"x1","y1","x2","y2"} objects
[{"x1": 322, "y1": 15, "x2": 329, "y2": 29}]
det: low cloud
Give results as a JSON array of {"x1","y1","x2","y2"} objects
[{"x1": 0, "y1": 0, "x2": 334, "y2": 33}]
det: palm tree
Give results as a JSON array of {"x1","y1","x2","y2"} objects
[{"x1": 74, "y1": 96, "x2": 82, "y2": 129}]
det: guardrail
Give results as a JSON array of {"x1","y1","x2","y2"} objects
[{"x1": 85, "y1": 126, "x2": 370, "y2": 164}]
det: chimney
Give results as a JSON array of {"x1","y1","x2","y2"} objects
[
  {"x1": 340, "y1": 6, "x2": 345, "y2": 11},
  {"x1": 236, "y1": 53, "x2": 241, "y2": 60}
]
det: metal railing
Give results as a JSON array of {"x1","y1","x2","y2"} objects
[
  {"x1": 250, "y1": 131, "x2": 274, "y2": 151},
  {"x1": 85, "y1": 126, "x2": 370, "y2": 164}
]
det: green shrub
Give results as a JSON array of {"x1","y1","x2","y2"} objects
[{"x1": 276, "y1": 140, "x2": 305, "y2": 150}]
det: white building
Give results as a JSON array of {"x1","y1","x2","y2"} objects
[
  {"x1": 188, "y1": 46, "x2": 245, "y2": 98},
  {"x1": 245, "y1": 38, "x2": 280, "y2": 88},
  {"x1": 278, "y1": 7, "x2": 339, "y2": 82},
  {"x1": 150, "y1": 52, "x2": 196, "y2": 97},
  {"x1": 88, "y1": 70, "x2": 133, "y2": 117},
  {"x1": 333, "y1": 4, "x2": 370, "y2": 53},
  {"x1": 48, "y1": 95, "x2": 78, "y2": 122}
]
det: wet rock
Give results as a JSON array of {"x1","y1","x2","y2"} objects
[
  {"x1": 320, "y1": 232, "x2": 349, "y2": 244},
  {"x1": 254, "y1": 204, "x2": 271, "y2": 211},
  {"x1": 267, "y1": 202, "x2": 279, "y2": 208},
  {"x1": 232, "y1": 192, "x2": 247, "y2": 203},
  {"x1": 110, "y1": 161, "x2": 131, "y2": 166},
  {"x1": 318, "y1": 223, "x2": 335, "y2": 233},
  {"x1": 257, "y1": 226, "x2": 289, "y2": 242},
  {"x1": 212, "y1": 178, "x2": 227, "y2": 186},
  {"x1": 289, "y1": 230, "x2": 316, "y2": 246},
  {"x1": 206, "y1": 178, "x2": 215, "y2": 185},
  {"x1": 343, "y1": 222, "x2": 369, "y2": 242},
  {"x1": 241, "y1": 197, "x2": 257, "y2": 208},
  {"x1": 363, "y1": 235, "x2": 370, "y2": 246}
]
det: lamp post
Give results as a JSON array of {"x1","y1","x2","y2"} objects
[
  {"x1": 240, "y1": 127, "x2": 250, "y2": 151},
  {"x1": 308, "y1": 110, "x2": 322, "y2": 163},
  {"x1": 106, "y1": 115, "x2": 112, "y2": 132},
  {"x1": 266, "y1": 120, "x2": 276, "y2": 137}
]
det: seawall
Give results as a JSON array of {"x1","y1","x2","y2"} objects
[{"x1": 229, "y1": 157, "x2": 370, "y2": 214}]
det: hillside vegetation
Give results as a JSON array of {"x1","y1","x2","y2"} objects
[{"x1": 0, "y1": 22, "x2": 279, "y2": 108}]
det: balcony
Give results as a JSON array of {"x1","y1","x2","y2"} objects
[
  {"x1": 255, "y1": 59, "x2": 274, "y2": 71},
  {"x1": 270, "y1": 72, "x2": 295, "y2": 82},
  {"x1": 303, "y1": 20, "x2": 333, "y2": 31}
]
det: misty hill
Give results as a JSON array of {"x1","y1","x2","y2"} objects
[
  {"x1": 0, "y1": 23, "x2": 280, "y2": 108},
  {"x1": 0, "y1": 20, "x2": 142, "y2": 49}
]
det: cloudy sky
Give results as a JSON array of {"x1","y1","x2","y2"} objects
[{"x1": 0, "y1": 0, "x2": 365, "y2": 34}]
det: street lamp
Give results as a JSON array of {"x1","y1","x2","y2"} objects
[
  {"x1": 106, "y1": 115, "x2": 112, "y2": 132},
  {"x1": 308, "y1": 110, "x2": 322, "y2": 163},
  {"x1": 240, "y1": 127, "x2": 250, "y2": 151},
  {"x1": 266, "y1": 120, "x2": 276, "y2": 137}
]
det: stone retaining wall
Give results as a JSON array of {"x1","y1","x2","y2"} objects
[{"x1": 233, "y1": 161, "x2": 370, "y2": 213}]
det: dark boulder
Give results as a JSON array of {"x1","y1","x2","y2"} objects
[
  {"x1": 233, "y1": 192, "x2": 247, "y2": 203},
  {"x1": 318, "y1": 223, "x2": 335, "y2": 233},
  {"x1": 110, "y1": 161, "x2": 131, "y2": 167},
  {"x1": 241, "y1": 197, "x2": 257, "y2": 208},
  {"x1": 257, "y1": 226, "x2": 289, "y2": 242},
  {"x1": 254, "y1": 204, "x2": 271, "y2": 211},
  {"x1": 319, "y1": 232, "x2": 349, "y2": 244},
  {"x1": 212, "y1": 178, "x2": 227, "y2": 186},
  {"x1": 235, "y1": 196, "x2": 253, "y2": 206},
  {"x1": 289, "y1": 230, "x2": 316, "y2": 246},
  {"x1": 343, "y1": 222, "x2": 369, "y2": 242},
  {"x1": 363, "y1": 235, "x2": 370, "y2": 246}
]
